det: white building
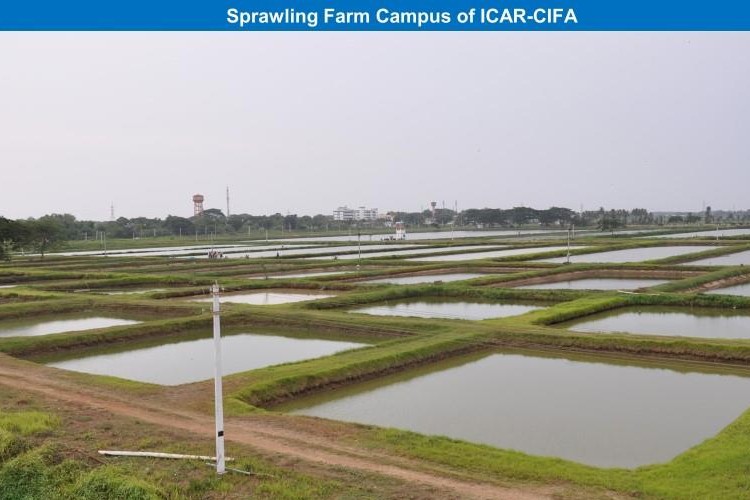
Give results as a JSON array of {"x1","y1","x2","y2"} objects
[
  {"x1": 333, "y1": 206, "x2": 378, "y2": 221},
  {"x1": 333, "y1": 207, "x2": 355, "y2": 221}
]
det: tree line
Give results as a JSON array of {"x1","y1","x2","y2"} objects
[{"x1": 2, "y1": 205, "x2": 748, "y2": 259}]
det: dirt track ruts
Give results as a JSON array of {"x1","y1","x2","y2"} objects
[{"x1": 0, "y1": 357, "x2": 554, "y2": 500}]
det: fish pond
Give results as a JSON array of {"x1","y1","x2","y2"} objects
[
  {"x1": 280, "y1": 349, "x2": 750, "y2": 467},
  {"x1": 43, "y1": 330, "x2": 366, "y2": 385},
  {"x1": 310, "y1": 245, "x2": 496, "y2": 260},
  {"x1": 192, "y1": 291, "x2": 334, "y2": 305},
  {"x1": 651, "y1": 228, "x2": 750, "y2": 239},
  {"x1": 0, "y1": 312, "x2": 143, "y2": 338},
  {"x1": 361, "y1": 273, "x2": 486, "y2": 285},
  {"x1": 561, "y1": 306, "x2": 750, "y2": 340},
  {"x1": 351, "y1": 298, "x2": 542, "y2": 320},
  {"x1": 515, "y1": 278, "x2": 669, "y2": 290},
  {"x1": 707, "y1": 283, "x2": 750, "y2": 297},
  {"x1": 407, "y1": 246, "x2": 576, "y2": 262},
  {"x1": 540, "y1": 246, "x2": 715, "y2": 264},
  {"x1": 211, "y1": 244, "x2": 422, "y2": 260},
  {"x1": 271, "y1": 229, "x2": 570, "y2": 244},
  {"x1": 681, "y1": 250, "x2": 750, "y2": 266}
]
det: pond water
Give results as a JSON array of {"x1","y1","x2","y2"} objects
[
  {"x1": 361, "y1": 273, "x2": 486, "y2": 285},
  {"x1": 123, "y1": 244, "x2": 315, "y2": 258},
  {"x1": 281, "y1": 350, "x2": 750, "y2": 467},
  {"x1": 540, "y1": 246, "x2": 715, "y2": 264},
  {"x1": 207, "y1": 244, "x2": 422, "y2": 260},
  {"x1": 681, "y1": 250, "x2": 750, "y2": 266},
  {"x1": 406, "y1": 246, "x2": 576, "y2": 262},
  {"x1": 270, "y1": 229, "x2": 571, "y2": 244},
  {"x1": 50, "y1": 243, "x2": 324, "y2": 258},
  {"x1": 651, "y1": 228, "x2": 750, "y2": 239},
  {"x1": 352, "y1": 298, "x2": 541, "y2": 320},
  {"x1": 309, "y1": 245, "x2": 500, "y2": 260},
  {"x1": 0, "y1": 313, "x2": 141, "y2": 338},
  {"x1": 52, "y1": 244, "x2": 246, "y2": 257},
  {"x1": 192, "y1": 291, "x2": 334, "y2": 305},
  {"x1": 515, "y1": 278, "x2": 669, "y2": 290},
  {"x1": 706, "y1": 283, "x2": 750, "y2": 297},
  {"x1": 46, "y1": 332, "x2": 365, "y2": 385},
  {"x1": 562, "y1": 306, "x2": 750, "y2": 339}
]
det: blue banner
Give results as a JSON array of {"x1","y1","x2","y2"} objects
[{"x1": 1, "y1": 0, "x2": 749, "y2": 31}]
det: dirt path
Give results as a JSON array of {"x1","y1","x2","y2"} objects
[{"x1": 0, "y1": 358, "x2": 554, "y2": 500}]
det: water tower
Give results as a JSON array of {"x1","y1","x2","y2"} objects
[
  {"x1": 430, "y1": 201, "x2": 437, "y2": 215},
  {"x1": 193, "y1": 194, "x2": 205, "y2": 216}
]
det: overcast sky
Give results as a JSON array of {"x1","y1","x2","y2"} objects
[{"x1": 1, "y1": 33, "x2": 748, "y2": 220}]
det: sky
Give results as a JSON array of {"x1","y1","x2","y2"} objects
[{"x1": 1, "y1": 32, "x2": 748, "y2": 220}]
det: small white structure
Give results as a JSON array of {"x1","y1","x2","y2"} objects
[{"x1": 395, "y1": 221, "x2": 406, "y2": 240}]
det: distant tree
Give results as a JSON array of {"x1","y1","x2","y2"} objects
[
  {"x1": 26, "y1": 219, "x2": 65, "y2": 258},
  {"x1": 226, "y1": 214, "x2": 246, "y2": 232},
  {"x1": 201, "y1": 208, "x2": 225, "y2": 219},
  {"x1": 0, "y1": 217, "x2": 27, "y2": 261},
  {"x1": 509, "y1": 207, "x2": 538, "y2": 225},
  {"x1": 598, "y1": 209, "x2": 623, "y2": 232},
  {"x1": 629, "y1": 208, "x2": 652, "y2": 225},
  {"x1": 164, "y1": 215, "x2": 195, "y2": 236},
  {"x1": 283, "y1": 214, "x2": 298, "y2": 230},
  {"x1": 539, "y1": 207, "x2": 574, "y2": 226},
  {"x1": 298, "y1": 215, "x2": 313, "y2": 230},
  {"x1": 312, "y1": 214, "x2": 329, "y2": 230}
]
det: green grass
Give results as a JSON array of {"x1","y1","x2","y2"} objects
[
  {"x1": 0, "y1": 411, "x2": 59, "y2": 436},
  {"x1": 0, "y1": 411, "x2": 161, "y2": 500}
]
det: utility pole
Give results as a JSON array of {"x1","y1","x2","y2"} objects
[
  {"x1": 357, "y1": 230, "x2": 362, "y2": 271},
  {"x1": 565, "y1": 225, "x2": 572, "y2": 265},
  {"x1": 211, "y1": 283, "x2": 226, "y2": 474}
]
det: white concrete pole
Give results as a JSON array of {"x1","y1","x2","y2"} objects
[
  {"x1": 357, "y1": 231, "x2": 361, "y2": 271},
  {"x1": 212, "y1": 283, "x2": 226, "y2": 474}
]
